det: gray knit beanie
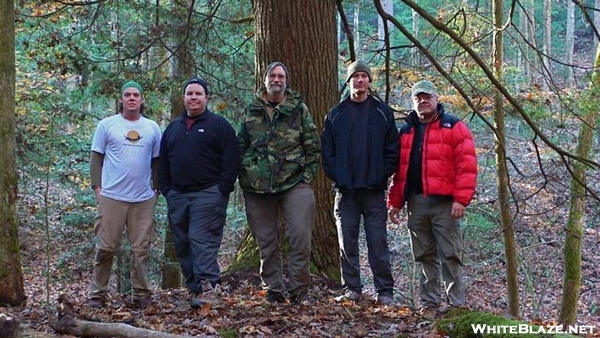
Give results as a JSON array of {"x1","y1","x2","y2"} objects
[{"x1": 346, "y1": 60, "x2": 372, "y2": 82}]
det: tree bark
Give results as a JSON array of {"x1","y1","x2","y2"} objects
[
  {"x1": 232, "y1": 0, "x2": 340, "y2": 281},
  {"x1": 565, "y1": 0, "x2": 575, "y2": 87},
  {"x1": 558, "y1": 41, "x2": 600, "y2": 327},
  {"x1": 0, "y1": 0, "x2": 25, "y2": 307},
  {"x1": 493, "y1": 0, "x2": 520, "y2": 317},
  {"x1": 542, "y1": 0, "x2": 551, "y2": 91}
]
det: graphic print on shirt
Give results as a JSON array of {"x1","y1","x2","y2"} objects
[{"x1": 125, "y1": 130, "x2": 143, "y2": 143}]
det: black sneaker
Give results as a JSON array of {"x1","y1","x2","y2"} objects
[{"x1": 265, "y1": 290, "x2": 286, "y2": 304}]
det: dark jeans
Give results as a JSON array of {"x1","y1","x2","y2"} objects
[
  {"x1": 334, "y1": 189, "x2": 394, "y2": 296},
  {"x1": 165, "y1": 184, "x2": 229, "y2": 293}
]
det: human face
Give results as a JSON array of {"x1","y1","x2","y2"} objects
[
  {"x1": 413, "y1": 93, "x2": 439, "y2": 121},
  {"x1": 349, "y1": 71, "x2": 370, "y2": 97},
  {"x1": 264, "y1": 65, "x2": 287, "y2": 96},
  {"x1": 184, "y1": 83, "x2": 208, "y2": 117},
  {"x1": 120, "y1": 88, "x2": 143, "y2": 114}
]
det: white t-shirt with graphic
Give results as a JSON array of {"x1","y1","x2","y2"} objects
[{"x1": 91, "y1": 114, "x2": 161, "y2": 202}]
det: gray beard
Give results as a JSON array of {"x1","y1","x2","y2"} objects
[{"x1": 267, "y1": 84, "x2": 285, "y2": 95}]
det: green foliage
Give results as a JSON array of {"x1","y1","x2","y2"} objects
[{"x1": 218, "y1": 328, "x2": 238, "y2": 338}]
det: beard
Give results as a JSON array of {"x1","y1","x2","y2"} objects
[{"x1": 267, "y1": 83, "x2": 285, "y2": 95}]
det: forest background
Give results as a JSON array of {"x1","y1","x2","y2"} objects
[{"x1": 1, "y1": 0, "x2": 600, "y2": 337}]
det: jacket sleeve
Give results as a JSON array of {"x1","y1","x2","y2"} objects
[
  {"x1": 383, "y1": 109, "x2": 399, "y2": 178},
  {"x1": 219, "y1": 120, "x2": 242, "y2": 195},
  {"x1": 320, "y1": 109, "x2": 335, "y2": 182},
  {"x1": 157, "y1": 125, "x2": 171, "y2": 195},
  {"x1": 300, "y1": 104, "x2": 321, "y2": 184},
  {"x1": 452, "y1": 121, "x2": 477, "y2": 206}
]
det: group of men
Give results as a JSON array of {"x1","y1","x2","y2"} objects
[{"x1": 87, "y1": 60, "x2": 477, "y2": 315}]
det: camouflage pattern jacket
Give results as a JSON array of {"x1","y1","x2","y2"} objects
[{"x1": 237, "y1": 87, "x2": 321, "y2": 194}]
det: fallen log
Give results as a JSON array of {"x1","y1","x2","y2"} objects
[
  {"x1": 51, "y1": 315, "x2": 191, "y2": 338},
  {"x1": 50, "y1": 293, "x2": 198, "y2": 338}
]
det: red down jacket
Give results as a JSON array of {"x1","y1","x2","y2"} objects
[{"x1": 387, "y1": 107, "x2": 477, "y2": 208}]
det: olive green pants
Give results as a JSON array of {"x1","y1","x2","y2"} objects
[
  {"x1": 243, "y1": 183, "x2": 315, "y2": 295},
  {"x1": 407, "y1": 192, "x2": 464, "y2": 307}
]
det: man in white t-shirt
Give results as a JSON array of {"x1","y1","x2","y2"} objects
[{"x1": 88, "y1": 80, "x2": 161, "y2": 308}]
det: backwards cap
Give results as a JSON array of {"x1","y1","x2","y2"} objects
[{"x1": 121, "y1": 80, "x2": 143, "y2": 96}]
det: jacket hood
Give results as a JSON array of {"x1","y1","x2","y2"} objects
[{"x1": 250, "y1": 87, "x2": 304, "y2": 116}]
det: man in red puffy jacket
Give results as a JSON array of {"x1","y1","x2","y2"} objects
[{"x1": 387, "y1": 80, "x2": 477, "y2": 315}]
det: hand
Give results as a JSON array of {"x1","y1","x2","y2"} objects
[
  {"x1": 451, "y1": 202, "x2": 465, "y2": 219},
  {"x1": 93, "y1": 186, "x2": 101, "y2": 199},
  {"x1": 388, "y1": 207, "x2": 401, "y2": 224}
]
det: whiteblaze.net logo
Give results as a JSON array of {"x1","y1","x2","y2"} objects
[{"x1": 471, "y1": 324, "x2": 596, "y2": 335}]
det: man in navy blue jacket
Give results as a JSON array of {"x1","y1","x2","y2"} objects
[
  {"x1": 321, "y1": 60, "x2": 399, "y2": 306},
  {"x1": 158, "y1": 78, "x2": 241, "y2": 309}
]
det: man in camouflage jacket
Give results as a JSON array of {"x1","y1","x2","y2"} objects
[{"x1": 237, "y1": 61, "x2": 321, "y2": 304}]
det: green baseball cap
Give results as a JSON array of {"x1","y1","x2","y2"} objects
[{"x1": 411, "y1": 80, "x2": 437, "y2": 98}]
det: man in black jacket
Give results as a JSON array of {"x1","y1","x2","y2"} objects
[
  {"x1": 321, "y1": 61, "x2": 399, "y2": 306},
  {"x1": 158, "y1": 78, "x2": 241, "y2": 309}
]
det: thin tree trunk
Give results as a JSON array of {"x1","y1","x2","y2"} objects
[
  {"x1": 558, "y1": 42, "x2": 600, "y2": 326},
  {"x1": 411, "y1": 9, "x2": 419, "y2": 66},
  {"x1": 493, "y1": 0, "x2": 519, "y2": 317},
  {"x1": 566, "y1": 0, "x2": 575, "y2": 87},
  {"x1": 377, "y1": 0, "x2": 393, "y2": 49},
  {"x1": 542, "y1": 0, "x2": 551, "y2": 91},
  {"x1": 161, "y1": 1, "x2": 196, "y2": 288}
]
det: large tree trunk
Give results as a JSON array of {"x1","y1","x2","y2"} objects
[
  {"x1": 0, "y1": 0, "x2": 25, "y2": 307},
  {"x1": 493, "y1": 0, "x2": 520, "y2": 317},
  {"x1": 232, "y1": 0, "x2": 340, "y2": 281},
  {"x1": 558, "y1": 42, "x2": 600, "y2": 326}
]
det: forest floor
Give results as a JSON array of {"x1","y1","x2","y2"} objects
[{"x1": 4, "y1": 193, "x2": 600, "y2": 338}]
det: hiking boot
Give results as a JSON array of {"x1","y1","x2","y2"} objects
[
  {"x1": 190, "y1": 293, "x2": 203, "y2": 309},
  {"x1": 376, "y1": 293, "x2": 394, "y2": 306},
  {"x1": 87, "y1": 297, "x2": 105, "y2": 308},
  {"x1": 289, "y1": 290, "x2": 310, "y2": 304},
  {"x1": 265, "y1": 290, "x2": 286, "y2": 304},
  {"x1": 191, "y1": 283, "x2": 223, "y2": 308},
  {"x1": 418, "y1": 305, "x2": 439, "y2": 320},
  {"x1": 334, "y1": 290, "x2": 362, "y2": 302}
]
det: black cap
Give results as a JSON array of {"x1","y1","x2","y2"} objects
[{"x1": 183, "y1": 78, "x2": 209, "y2": 95}]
